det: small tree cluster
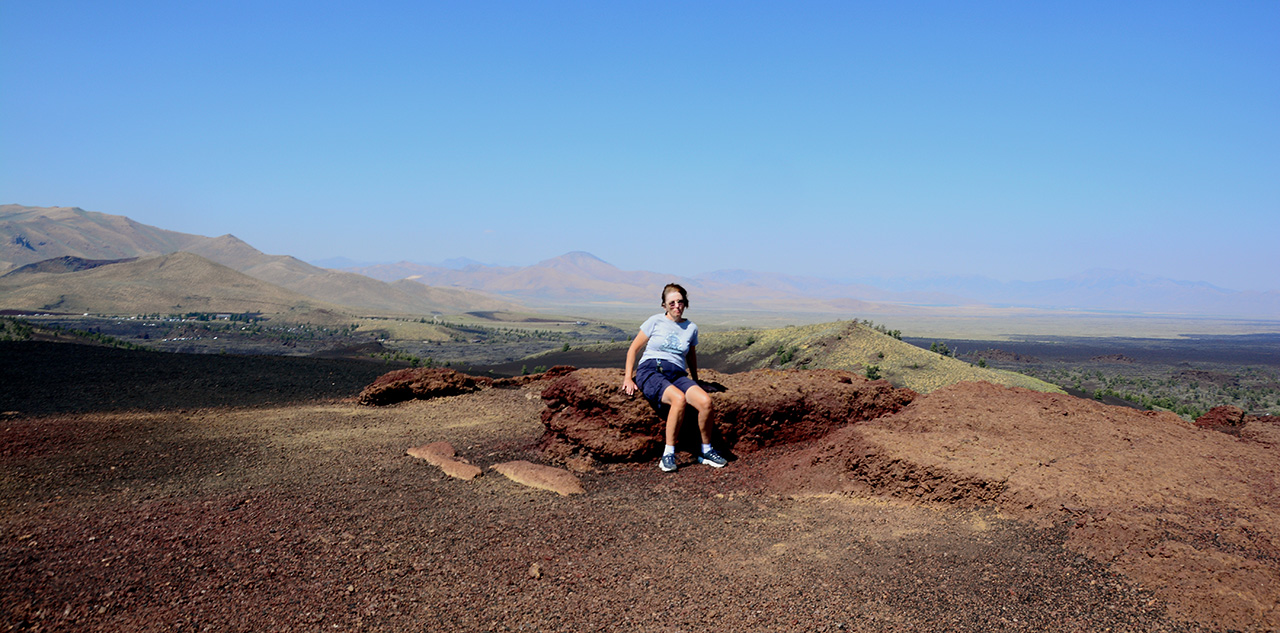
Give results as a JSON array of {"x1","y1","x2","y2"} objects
[
  {"x1": 854, "y1": 319, "x2": 902, "y2": 340},
  {"x1": 0, "y1": 317, "x2": 35, "y2": 341}
]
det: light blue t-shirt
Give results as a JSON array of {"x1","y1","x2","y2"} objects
[{"x1": 638, "y1": 313, "x2": 698, "y2": 370}]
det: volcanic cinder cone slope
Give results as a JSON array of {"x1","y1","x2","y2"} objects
[
  {"x1": 694, "y1": 320, "x2": 1062, "y2": 394},
  {"x1": 762, "y1": 381, "x2": 1280, "y2": 631}
]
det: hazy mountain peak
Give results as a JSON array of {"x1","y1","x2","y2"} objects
[
  {"x1": 538, "y1": 251, "x2": 610, "y2": 266},
  {"x1": 0, "y1": 204, "x2": 86, "y2": 219},
  {"x1": 441, "y1": 256, "x2": 488, "y2": 270},
  {"x1": 534, "y1": 251, "x2": 621, "y2": 277}
]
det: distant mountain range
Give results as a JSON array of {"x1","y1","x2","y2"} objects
[
  {"x1": 0, "y1": 205, "x2": 519, "y2": 318},
  {"x1": 846, "y1": 270, "x2": 1280, "y2": 318},
  {"x1": 3, "y1": 204, "x2": 1277, "y2": 320},
  {"x1": 345, "y1": 252, "x2": 893, "y2": 314},
  {"x1": 344, "y1": 254, "x2": 1280, "y2": 319}
]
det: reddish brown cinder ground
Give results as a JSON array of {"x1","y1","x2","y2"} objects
[{"x1": 3, "y1": 349, "x2": 1274, "y2": 631}]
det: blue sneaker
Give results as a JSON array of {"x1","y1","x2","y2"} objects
[
  {"x1": 699, "y1": 448, "x2": 728, "y2": 468},
  {"x1": 659, "y1": 454, "x2": 677, "y2": 473}
]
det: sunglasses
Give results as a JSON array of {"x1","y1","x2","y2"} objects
[{"x1": 665, "y1": 299, "x2": 687, "y2": 307}]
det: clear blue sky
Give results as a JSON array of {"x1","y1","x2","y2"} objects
[{"x1": 3, "y1": 1, "x2": 1277, "y2": 291}]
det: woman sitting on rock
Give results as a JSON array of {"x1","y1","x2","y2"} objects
[{"x1": 621, "y1": 283, "x2": 727, "y2": 472}]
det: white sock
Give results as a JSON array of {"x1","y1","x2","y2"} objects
[
  {"x1": 663, "y1": 445, "x2": 676, "y2": 456},
  {"x1": 701, "y1": 443, "x2": 713, "y2": 454}
]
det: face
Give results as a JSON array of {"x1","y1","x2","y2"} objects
[{"x1": 663, "y1": 290, "x2": 687, "y2": 319}]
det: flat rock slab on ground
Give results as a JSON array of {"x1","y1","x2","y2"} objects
[
  {"x1": 406, "y1": 441, "x2": 482, "y2": 480},
  {"x1": 491, "y1": 460, "x2": 585, "y2": 496}
]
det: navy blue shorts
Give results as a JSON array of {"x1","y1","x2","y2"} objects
[{"x1": 635, "y1": 358, "x2": 697, "y2": 412}]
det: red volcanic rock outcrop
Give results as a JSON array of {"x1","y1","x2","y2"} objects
[
  {"x1": 491, "y1": 365, "x2": 578, "y2": 388},
  {"x1": 538, "y1": 368, "x2": 916, "y2": 462},
  {"x1": 359, "y1": 366, "x2": 579, "y2": 406},
  {"x1": 1197, "y1": 405, "x2": 1280, "y2": 447},
  {"x1": 1195, "y1": 405, "x2": 1250, "y2": 435},
  {"x1": 358, "y1": 368, "x2": 494, "y2": 406}
]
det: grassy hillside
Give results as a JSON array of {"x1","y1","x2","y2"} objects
[
  {"x1": 697, "y1": 320, "x2": 1063, "y2": 394},
  {"x1": 352, "y1": 316, "x2": 456, "y2": 342}
]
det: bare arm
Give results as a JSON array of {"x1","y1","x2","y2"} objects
[
  {"x1": 621, "y1": 330, "x2": 649, "y2": 395},
  {"x1": 687, "y1": 344, "x2": 699, "y2": 383}
]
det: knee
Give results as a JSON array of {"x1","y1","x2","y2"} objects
[
  {"x1": 667, "y1": 390, "x2": 687, "y2": 408},
  {"x1": 688, "y1": 390, "x2": 712, "y2": 412}
]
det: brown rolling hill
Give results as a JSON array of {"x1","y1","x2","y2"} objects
[
  {"x1": 183, "y1": 234, "x2": 520, "y2": 315},
  {"x1": 0, "y1": 205, "x2": 520, "y2": 316},
  {"x1": 357, "y1": 252, "x2": 672, "y2": 305},
  {"x1": 0, "y1": 251, "x2": 351, "y2": 323},
  {"x1": 0, "y1": 205, "x2": 204, "y2": 269}
]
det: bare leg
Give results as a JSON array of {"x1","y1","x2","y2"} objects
[
  {"x1": 661, "y1": 385, "x2": 687, "y2": 446},
  {"x1": 684, "y1": 385, "x2": 714, "y2": 444}
]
